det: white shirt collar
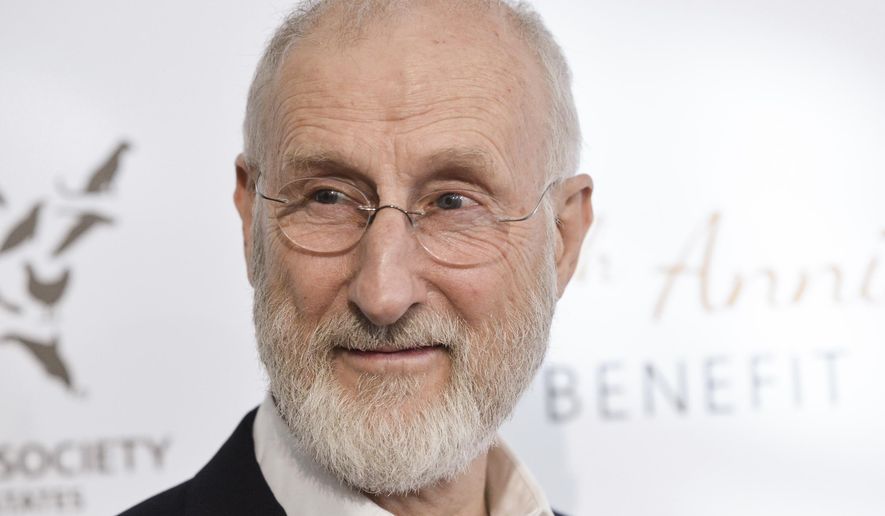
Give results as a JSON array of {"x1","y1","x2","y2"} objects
[{"x1": 253, "y1": 395, "x2": 554, "y2": 516}]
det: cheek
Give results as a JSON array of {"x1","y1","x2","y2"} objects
[
  {"x1": 272, "y1": 249, "x2": 351, "y2": 321},
  {"x1": 432, "y1": 250, "x2": 537, "y2": 327},
  {"x1": 500, "y1": 223, "x2": 548, "y2": 275},
  {"x1": 437, "y1": 269, "x2": 501, "y2": 320}
]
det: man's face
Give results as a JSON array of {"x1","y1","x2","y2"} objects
[{"x1": 235, "y1": 4, "x2": 586, "y2": 495}]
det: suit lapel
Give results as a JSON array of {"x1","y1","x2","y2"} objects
[{"x1": 184, "y1": 408, "x2": 286, "y2": 516}]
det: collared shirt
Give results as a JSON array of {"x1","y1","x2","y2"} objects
[{"x1": 253, "y1": 395, "x2": 554, "y2": 516}]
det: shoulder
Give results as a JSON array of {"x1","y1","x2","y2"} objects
[
  {"x1": 115, "y1": 408, "x2": 284, "y2": 516},
  {"x1": 117, "y1": 481, "x2": 189, "y2": 516}
]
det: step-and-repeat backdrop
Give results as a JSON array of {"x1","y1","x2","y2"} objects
[{"x1": 2, "y1": 1, "x2": 883, "y2": 515}]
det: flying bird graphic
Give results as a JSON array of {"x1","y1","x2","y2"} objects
[
  {"x1": 1, "y1": 333, "x2": 73, "y2": 389},
  {"x1": 0, "y1": 202, "x2": 42, "y2": 254},
  {"x1": 58, "y1": 141, "x2": 130, "y2": 196},
  {"x1": 52, "y1": 212, "x2": 114, "y2": 257},
  {"x1": 25, "y1": 263, "x2": 70, "y2": 312}
]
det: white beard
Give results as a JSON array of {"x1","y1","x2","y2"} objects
[{"x1": 251, "y1": 223, "x2": 557, "y2": 495}]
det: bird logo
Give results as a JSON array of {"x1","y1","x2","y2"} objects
[
  {"x1": 25, "y1": 263, "x2": 71, "y2": 316},
  {"x1": 53, "y1": 212, "x2": 114, "y2": 257},
  {"x1": 0, "y1": 141, "x2": 129, "y2": 392},
  {"x1": 57, "y1": 141, "x2": 130, "y2": 196},
  {"x1": 0, "y1": 202, "x2": 42, "y2": 254},
  {"x1": 1, "y1": 333, "x2": 73, "y2": 389}
]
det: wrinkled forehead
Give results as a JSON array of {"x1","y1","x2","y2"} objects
[
  {"x1": 280, "y1": 1, "x2": 545, "y2": 99},
  {"x1": 264, "y1": 3, "x2": 551, "y2": 192}
]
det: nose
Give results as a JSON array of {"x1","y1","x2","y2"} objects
[{"x1": 347, "y1": 206, "x2": 426, "y2": 327}]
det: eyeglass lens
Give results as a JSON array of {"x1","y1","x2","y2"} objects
[{"x1": 268, "y1": 177, "x2": 514, "y2": 266}]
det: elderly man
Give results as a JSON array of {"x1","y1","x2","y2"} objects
[{"x1": 122, "y1": 0, "x2": 592, "y2": 514}]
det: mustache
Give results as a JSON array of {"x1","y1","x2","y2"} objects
[{"x1": 310, "y1": 307, "x2": 468, "y2": 353}]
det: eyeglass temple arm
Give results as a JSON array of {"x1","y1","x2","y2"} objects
[
  {"x1": 256, "y1": 189, "x2": 287, "y2": 204},
  {"x1": 496, "y1": 180, "x2": 559, "y2": 223}
]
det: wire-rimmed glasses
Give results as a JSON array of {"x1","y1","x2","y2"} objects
[{"x1": 256, "y1": 177, "x2": 556, "y2": 267}]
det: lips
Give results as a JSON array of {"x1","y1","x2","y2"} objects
[
  {"x1": 335, "y1": 344, "x2": 448, "y2": 374},
  {"x1": 339, "y1": 343, "x2": 445, "y2": 354},
  {"x1": 347, "y1": 346, "x2": 440, "y2": 356}
]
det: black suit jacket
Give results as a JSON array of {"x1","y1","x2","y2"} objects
[
  {"x1": 119, "y1": 409, "x2": 284, "y2": 516},
  {"x1": 119, "y1": 409, "x2": 567, "y2": 516}
]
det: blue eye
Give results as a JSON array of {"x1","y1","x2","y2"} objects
[{"x1": 435, "y1": 193, "x2": 465, "y2": 210}]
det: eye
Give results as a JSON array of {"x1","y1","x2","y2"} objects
[
  {"x1": 434, "y1": 192, "x2": 476, "y2": 210},
  {"x1": 311, "y1": 189, "x2": 345, "y2": 204}
]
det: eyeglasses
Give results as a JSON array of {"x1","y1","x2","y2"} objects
[{"x1": 255, "y1": 177, "x2": 557, "y2": 266}]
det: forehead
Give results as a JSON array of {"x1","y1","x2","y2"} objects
[{"x1": 267, "y1": 4, "x2": 549, "y2": 192}]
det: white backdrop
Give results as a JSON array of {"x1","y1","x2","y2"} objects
[{"x1": 1, "y1": 1, "x2": 884, "y2": 515}]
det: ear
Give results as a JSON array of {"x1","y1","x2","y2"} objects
[
  {"x1": 234, "y1": 154, "x2": 257, "y2": 286},
  {"x1": 553, "y1": 174, "x2": 594, "y2": 297}
]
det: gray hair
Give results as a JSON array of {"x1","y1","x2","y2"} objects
[{"x1": 242, "y1": 0, "x2": 581, "y2": 184}]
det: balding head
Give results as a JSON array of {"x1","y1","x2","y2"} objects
[{"x1": 242, "y1": 0, "x2": 580, "y2": 186}]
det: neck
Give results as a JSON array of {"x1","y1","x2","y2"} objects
[{"x1": 366, "y1": 452, "x2": 489, "y2": 516}]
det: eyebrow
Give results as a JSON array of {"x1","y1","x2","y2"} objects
[
  {"x1": 425, "y1": 147, "x2": 496, "y2": 175},
  {"x1": 282, "y1": 149, "x2": 363, "y2": 176},
  {"x1": 278, "y1": 145, "x2": 502, "y2": 193},
  {"x1": 278, "y1": 149, "x2": 374, "y2": 188},
  {"x1": 421, "y1": 147, "x2": 501, "y2": 193}
]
